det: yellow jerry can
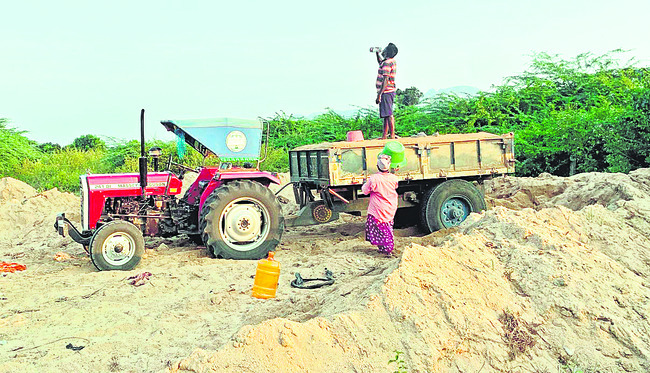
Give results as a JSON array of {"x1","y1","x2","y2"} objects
[{"x1": 252, "y1": 251, "x2": 280, "y2": 299}]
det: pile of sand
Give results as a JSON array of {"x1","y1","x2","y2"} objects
[
  {"x1": 0, "y1": 178, "x2": 79, "y2": 252},
  {"x1": 0, "y1": 177, "x2": 37, "y2": 202},
  {"x1": 170, "y1": 170, "x2": 650, "y2": 373},
  {"x1": 0, "y1": 175, "x2": 400, "y2": 373},
  {"x1": 484, "y1": 168, "x2": 650, "y2": 212},
  {"x1": 2, "y1": 170, "x2": 650, "y2": 372},
  {"x1": 169, "y1": 207, "x2": 650, "y2": 372}
]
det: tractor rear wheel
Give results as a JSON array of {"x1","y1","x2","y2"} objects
[
  {"x1": 199, "y1": 180, "x2": 284, "y2": 260},
  {"x1": 89, "y1": 220, "x2": 145, "y2": 271},
  {"x1": 420, "y1": 180, "x2": 486, "y2": 233}
]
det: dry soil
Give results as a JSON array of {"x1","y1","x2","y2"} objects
[{"x1": 1, "y1": 170, "x2": 649, "y2": 373}]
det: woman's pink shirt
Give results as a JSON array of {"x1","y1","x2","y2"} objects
[{"x1": 361, "y1": 172, "x2": 399, "y2": 222}]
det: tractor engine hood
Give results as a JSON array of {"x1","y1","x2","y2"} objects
[
  {"x1": 80, "y1": 172, "x2": 183, "y2": 231},
  {"x1": 161, "y1": 118, "x2": 263, "y2": 162}
]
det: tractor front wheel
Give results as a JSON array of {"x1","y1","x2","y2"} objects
[
  {"x1": 89, "y1": 220, "x2": 145, "y2": 271},
  {"x1": 200, "y1": 180, "x2": 284, "y2": 260}
]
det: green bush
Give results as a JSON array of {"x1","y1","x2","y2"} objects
[
  {"x1": 12, "y1": 148, "x2": 105, "y2": 192},
  {"x1": 604, "y1": 87, "x2": 650, "y2": 172},
  {"x1": 260, "y1": 147, "x2": 289, "y2": 173},
  {"x1": 0, "y1": 119, "x2": 41, "y2": 177}
]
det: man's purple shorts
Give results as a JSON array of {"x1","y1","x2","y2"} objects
[{"x1": 379, "y1": 92, "x2": 395, "y2": 118}]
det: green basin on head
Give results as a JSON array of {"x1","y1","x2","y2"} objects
[{"x1": 380, "y1": 141, "x2": 408, "y2": 169}]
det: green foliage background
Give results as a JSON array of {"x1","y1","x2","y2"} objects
[{"x1": 1, "y1": 51, "x2": 649, "y2": 193}]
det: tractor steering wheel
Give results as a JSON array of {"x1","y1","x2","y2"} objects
[{"x1": 165, "y1": 155, "x2": 199, "y2": 180}]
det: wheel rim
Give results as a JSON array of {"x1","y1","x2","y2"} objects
[
  {"x1": 102, "y1": 232, "x2": 136, "y2": 266},
  {"x1": 219, "y1": 197, "x2": 271, "y2": 251},
  {"x1": 440, "y1": 196, "x2": 471, "y2": 228}
]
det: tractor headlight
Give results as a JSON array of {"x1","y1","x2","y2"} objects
[{"x1": 148, "y1": 147, "x2": 163, "y2": 158}]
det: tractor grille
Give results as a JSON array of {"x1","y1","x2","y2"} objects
[
  {"x1": 80, "y1": 176, "x2": 90, "y2": 231},
  {"x1": 80, "y1": 177, "x2": 84, "y2": 230}
]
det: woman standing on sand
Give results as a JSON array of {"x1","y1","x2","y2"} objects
[{"x1": 361, "y1": 153, "x2": 399, "y2": 255}]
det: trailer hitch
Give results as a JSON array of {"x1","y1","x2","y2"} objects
[
  {"x1": 274, "y1": 181, "x2": 296, "y2": 196},
  {"x1": 54, "y1": 213, "x2": 92, "y2": 246}
]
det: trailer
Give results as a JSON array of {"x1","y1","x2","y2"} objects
[{"x1": 286, "y1": 132, "x2": 515, "y2": 232}]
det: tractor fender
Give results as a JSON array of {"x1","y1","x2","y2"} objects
[{"x1": 198, "y1": 171, "x2": 281, "y2": 215}]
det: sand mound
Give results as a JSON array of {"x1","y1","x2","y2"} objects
[
  {"x1": 0, "y1": 177, "x2": 37, "y2": 203},
  {"x1": 170, "y1": 206, "x2": 650, "y2": 372},
  {"x1": 485, "y1": 168, "x2": 650, "y2": 211},
  {"x1": 2, "y1": 170, "x2": 650, "y2": 372},
  {"x1": 170, "y1": 169, "x2": 650, "y2": 373},
  {"x1": 0, "y1": 177, "x2": 79, "y2": 255}
]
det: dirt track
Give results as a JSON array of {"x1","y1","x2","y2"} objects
[{"x1": 1, "y1": 170, "x2": 650, "y2": 372}]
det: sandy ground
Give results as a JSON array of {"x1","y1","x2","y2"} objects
[{"x1": 1, "y1": 170, "x2": 650, "y2": 372}]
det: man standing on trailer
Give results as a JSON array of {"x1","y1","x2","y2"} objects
[{"x1": 375, "y1": 43, "x2": 398, "y2": 139}]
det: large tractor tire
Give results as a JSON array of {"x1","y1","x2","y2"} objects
[
  {"x1": 89, "y1": 220, "x2": 145, "y2": 271},
  {"x1": 420, "y1": 179, "x2": 486, "y2": 233},
  {"x1": 199, "y1": 180, "x2": 284, "y2": 260}
]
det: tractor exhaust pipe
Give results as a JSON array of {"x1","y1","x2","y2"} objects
[{"x1": 139, "y1": 109, "x2": 148, "y2": 196}]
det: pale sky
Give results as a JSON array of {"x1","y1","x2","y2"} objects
[{"x1": 2, "y1": 0, "x2": 649, "y2": 145}]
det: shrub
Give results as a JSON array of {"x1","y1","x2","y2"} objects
[
  {"x1": 0, "y1": 119, "x2": 41, "y2": 177},
  {"x1": 13, "y1": 148, "x2": 105, "y2": 192}
]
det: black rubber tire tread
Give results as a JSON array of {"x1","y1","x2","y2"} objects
[
  {"x1": 199, "y1": 180, "x2": 284, "y2": 260},
  {"x1": 419, "y1": 179, "x2": 486, "y2": 234},
  {"x1": 89, "y1": 220, "x2": 145, "y2": 271}
]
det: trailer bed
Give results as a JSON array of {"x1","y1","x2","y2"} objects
[{"x1": 289, "y1": 132, "x2": 515, "y2": 187}]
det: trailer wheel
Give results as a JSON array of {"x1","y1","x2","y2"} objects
[
  {"x1": 89, "y1": 220, "x2": 145, "y2": 271},
  {"x1": 420, "y1": 180, "x2": 486, "y2": 233},
  {"x1": 200, "y1": 180, "x2": 284, "y2": 260}
]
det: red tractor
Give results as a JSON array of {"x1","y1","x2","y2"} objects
[{"x1": 54, "y1": 110, "x2": 284, "y2": 271}]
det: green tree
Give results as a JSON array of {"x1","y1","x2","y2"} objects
[
  {"x1": 38, "y1": 142, "x2": 62, "y2": 153},
  {"x1": 72, "y1": 134, "x2": 106, "y2": 151},
  {"x1": 396, "y1": 87, "x2": 423, "y2": 107},
  {"x1": 604, "y1": 86, "x2": 650, "y2": 172},
  {"x1": 416, "y1": 50, "x2": 649, "y2": 176}
]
